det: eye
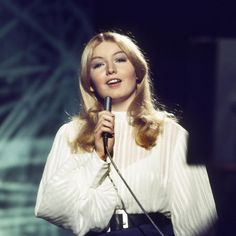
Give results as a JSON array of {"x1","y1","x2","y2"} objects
[
  {"x1": 91, "y1": 62, "x2": 104, "y2": 69},
  {"x1": 115, "y1": 57, "x2": 127, "y2": 63}
]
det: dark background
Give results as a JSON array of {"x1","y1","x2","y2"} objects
[{"x1": 0, "y1": 0, "x2": 235, "y2": 235}]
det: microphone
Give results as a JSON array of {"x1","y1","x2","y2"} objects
[
  {"x1": 102, "y1": 97, "x2": 164, "y2": 235},
  {"x1": 103, "y1": 96, "x2": 112, "y2": 148}
]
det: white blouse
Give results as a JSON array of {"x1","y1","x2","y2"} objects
[{"x1": 35, "y1": 111, "x2": 218, "y2": 236}]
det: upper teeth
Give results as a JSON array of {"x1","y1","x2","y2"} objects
[{"x1": 107, "y1": 79, "x2": 120, "y2": 85}]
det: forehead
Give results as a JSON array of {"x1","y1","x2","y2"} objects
[{"x1": 92, "y1": 41, "x2": 123, "y2": 57}]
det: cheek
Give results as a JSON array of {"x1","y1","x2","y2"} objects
[
  {"x1": 89, "y1": 71, "x2": 100, "y2": 86},
  {"x1": 90, "y1": 75, "x2": 104, "y2": 94},
  {"x1": 90, "y1": 68, "x2": 104, "y2": 82},
  {"x1": 127, "y1": 70, "x2": 137, "y2": 84}
]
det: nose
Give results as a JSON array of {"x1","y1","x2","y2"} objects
[{"x1": 106, "y1": 61, "x2": 117, "y2": 75}]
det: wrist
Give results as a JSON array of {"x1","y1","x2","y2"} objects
[{"x1": 95, "y1": 149, "x2": 106, "y2": 161}]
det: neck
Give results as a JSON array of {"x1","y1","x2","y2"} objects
[
  {"x1": 111, "y1": 97, "x2": 133, "y2": 112},
  {"x1": 110, "y1": 91, "x2": 136, "y2": 112},
  {"x1": 112, "y1": 104, "x2": 128, "y2": 112}
]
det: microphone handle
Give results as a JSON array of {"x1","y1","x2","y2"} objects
[
  {"x1": 103, "y1": 96, "x2": 112, "y2": 148},
  {"x1": 104, "y1": 96, "x2": 112, "y2": 112}
]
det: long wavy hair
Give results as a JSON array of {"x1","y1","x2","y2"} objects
[{"x1": 70, "y1": 32, "x2": 168, "y2": 153}]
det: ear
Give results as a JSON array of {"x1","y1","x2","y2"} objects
[{"x1": 89, "y1": 86, "x2": 95, "y2": 92}]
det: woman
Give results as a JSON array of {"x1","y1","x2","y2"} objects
[{"x1": 35, "y1": 32, "x2": 218, "y2": 236}]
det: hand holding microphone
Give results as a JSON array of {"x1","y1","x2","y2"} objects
[{"x1": 94, "y1": 97, "x2": 114, "y2": 160}]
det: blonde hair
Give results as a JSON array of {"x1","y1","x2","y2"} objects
[{"x1": 70, "y1": 31, "x2": 168, "y2": 153}]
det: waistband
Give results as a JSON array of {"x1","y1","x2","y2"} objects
[{"x1": 109, "y1": 210, "x2": 171, "y2": 232}]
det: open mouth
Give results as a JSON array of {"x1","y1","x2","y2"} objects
[{"x1": 106, "y1": 78, "x2": 122, "y2": 86}]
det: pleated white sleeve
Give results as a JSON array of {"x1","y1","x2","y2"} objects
[
  {"x1": 35, "y1": 122, "x2": 117, "y2": 236},
  {"x1": 169, "y1": 126, "x2": 218, "y2": 236}
]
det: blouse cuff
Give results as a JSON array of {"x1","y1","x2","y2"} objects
[{"x1": 89, "y1": 150, "x2": 110, "y2": 188}]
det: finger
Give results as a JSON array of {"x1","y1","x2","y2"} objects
[
  {"x1": 94, "y1": 119, "x2": 114, "y2": 133},
  {"x1": 98, "y1": 111, "x2": 114, "y2": 121},
  {"x1": 94, "y1": 126, "x2": 114, "y2": 138},
  {"x1": 96, "y1": 115, "x2": 115, "y2": 130},
  {"x1": 95, "y1": 119, "x2": 114, "y2": 130}
]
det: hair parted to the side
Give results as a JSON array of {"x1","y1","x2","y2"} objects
[{"x1": 69, "y1": 31, "x2": 173, "y2": 153}]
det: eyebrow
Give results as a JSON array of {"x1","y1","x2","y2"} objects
[{"x1": 90, "y1": 51, "x2": 125, "y2": 61}]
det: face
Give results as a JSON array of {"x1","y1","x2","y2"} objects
[{"x1": 89, "y1": 41, "x2": 137, "y2": 110}]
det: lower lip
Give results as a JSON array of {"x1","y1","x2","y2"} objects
[{"x1": 107, "y1": 82, "x2": 121, "y2": 88}]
